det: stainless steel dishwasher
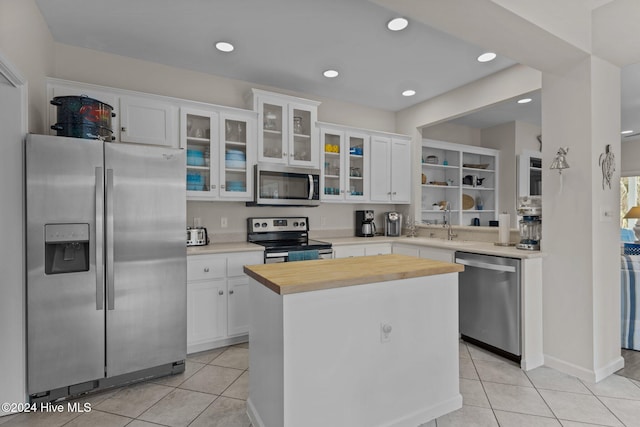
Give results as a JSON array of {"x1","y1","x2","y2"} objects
[{"x1": 455, "y1": 251, "x2": 521, "y2": 362}]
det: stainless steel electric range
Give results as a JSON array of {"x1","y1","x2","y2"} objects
[{"x1": 247, "y1": 217, "x2": 333, "y2": 263}]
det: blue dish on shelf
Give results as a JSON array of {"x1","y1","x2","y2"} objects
[
  {"x1": 225, "y1": 159, "x2": 246, "y2": 169},
  {"x1": 226, "y1": 180, "x2": 246, "y2": 192},
  {"x1": 187, "y1": 149, "x2": 205, "y2": 166},
  {"x1": 186, "y1": 172, "x2": 205, "y2": 191},
  {"x1": 225, "y1": 149, "x2": 246, "y2": 160}
]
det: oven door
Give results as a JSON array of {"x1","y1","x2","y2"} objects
[{"x1": 253, "y1": 163, "x2": 320, "y2": 206}]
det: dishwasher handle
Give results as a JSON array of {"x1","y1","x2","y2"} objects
[{"x1": 455, "y1": 257, "x2": 517, "y2": 273}]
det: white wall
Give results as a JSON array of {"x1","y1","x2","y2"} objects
[
  {"x1": 52, "y1": 43, "x2": 396, "y2": 133},
  {"x1": 515, "y1": 121, "x2": 542, "y2": 154},
  {"x1": 481, "y1": 122, "x2": 516, "y2": 218},
  {"x1": 421, "y1": 122, "x2": 481, "y2": 146},
  {"x1": 187, "y1": 202, "x2": 401, "y2": 240},
  {"x1": 0, "y1": 0, "x2": 54, "y2": 133},
  {"x1": 541, "y1": 56, "x2": 622, "y2": 380}
]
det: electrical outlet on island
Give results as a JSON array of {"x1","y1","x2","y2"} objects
[{"x1": 221, "y1": 217, "x2": 228, "y2": 228}]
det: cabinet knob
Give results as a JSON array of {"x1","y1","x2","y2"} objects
[
  {"x1": 204, "y1": 267, "x2": 209, "y2": 272},
  {"x1": 211, "y1": 185, "x2": 216, "y2": 189},
  {"x1": 218, "y1": 290, "x2": 224, "y2": 296},
  {"x1": 387, "y1": 192, "x2": 391, "y2": 195},
  {"x1": 229, "y1": 290, "x2": 234, "y2": 295},
  {"x1": 221, "y1": 185, "x2": 225, "y2": 189},
  {"x1": 121, "y1": 127, "x2": 127, "y2": 132},
  {"x1": 283, "y1": 152, "x2": 287, "y2": 157},
  {"x1": 393, "y1": 192, "x2": 397, "y2": 195}
]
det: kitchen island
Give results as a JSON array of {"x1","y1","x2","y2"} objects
[{"x1": 243, "y1": 254, "x2": 464, "y2": 427}]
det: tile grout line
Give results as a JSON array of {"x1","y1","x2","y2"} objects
[{"x1": 464, "y1": 342, "x2": 502, "y2": 426}]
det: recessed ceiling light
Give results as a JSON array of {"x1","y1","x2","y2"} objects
[
  {"x1": 622, "y1": 130, "x2": 634, "y2": 135},
  {"x1": 517, "y1": 98, "x2": 532, "y2": 104},
  {"x1": 215, "y1": 41, "x2": 234, "y2": 52},
  {"x1": 387, "y1": 17, "x2": 408, "y2": 31},
  {"x1": 323, "y1": 69, "x2": 339, "y2": 78},
  {"x1": 402, "y1": 89, "x2": 416, "y2": 97},
  {"x1": 477, "y1": 52, "x2": 497, "y2": 63}
]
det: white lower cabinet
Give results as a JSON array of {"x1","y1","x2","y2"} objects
[
  {"x1": 392, "y1": 243, "x2": 454, "y2": 262},
  {"x1": 187, "y1": 278, "x2": 227, "y2": 347},
  {"x1": 333, "y1": 243, "x2": 392, "y2": 258},
  {"x1": 187, "y1": 250, "x2": 263, "y2": 353}
]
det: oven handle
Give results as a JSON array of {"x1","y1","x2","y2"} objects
[
  {"x1": 455, "y1": 257, "x2": 516, "y2": 273},
  {"x1": 266, "y1": 251, "x2": 289, "y2": 258}
]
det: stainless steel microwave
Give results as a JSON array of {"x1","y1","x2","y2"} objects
[{"x1": 248, "y1": 163, "x2": 320, "y2": 206}]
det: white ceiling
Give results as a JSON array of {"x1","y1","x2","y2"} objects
[
  {"x1": 33, "y1": 0, "x2": 640, "y2": 135},
  {"x1": 34, "y1": 0, "x2": 516, "y2": 112}
]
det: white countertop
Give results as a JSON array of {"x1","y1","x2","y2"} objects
[
  {"x1": 325, "y1": 235, "x2": 545, "y2": 259},
  {"x1": 187, "y1": 242, "x2": 264, "y2": 255},
  {"x1": 185, "y1": 235, "x2": 544, "y2": 259}
]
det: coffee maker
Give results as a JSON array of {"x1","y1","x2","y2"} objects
[
  {"x1": 355, "y1": 210, "x2": 376, "y2": 237},
  {"x1": 384, "y1": 211, "x2": 403, "y2": 237},
  {"x1": 516, "y1": 196, "x2": 541, "y2": 250}
]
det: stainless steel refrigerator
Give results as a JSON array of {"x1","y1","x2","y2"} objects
[{"x1": 26, "y1": 134, "x2": 186, "y2": 401}]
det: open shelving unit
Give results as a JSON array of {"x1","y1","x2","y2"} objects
[{"x1": 421, "y1": 139, "x2": 499, "y2": 226}]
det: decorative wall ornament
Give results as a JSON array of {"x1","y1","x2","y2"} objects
[{"x1": 598, "y1": 144, "x2": 615, "y2": 190}]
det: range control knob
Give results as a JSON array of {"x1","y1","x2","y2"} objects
[
  {"x1": 300, "y1": 221, "x2": 305, "y2": 227},
  {"x1": 293, "y1": 222, "x2": 299, "y2": 227},
  {"x1": 254, "y1": 222, "x2": 260, "y2": 228},
  {"x1": 262, "y1": 222, "x2": 268, "y2": 228}
]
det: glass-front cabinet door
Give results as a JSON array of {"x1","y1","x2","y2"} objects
[
  {"x1": 258, "y1": 99, "x2": 287, "y2": 164},
  {"x1": 345, "y1": 132, "x2": 368, "y2": 201},
  {"x1": 219, "y1": 112, "x2": 254, "y2": 200},
  {"x1": 320, "y1": 128, "x2": 344, "y2": 200},
  {"x1": 181, "y1": 107, "x2": 254, "y2": 201},
  {"x1": 252, "y1": 89, "x2": 319, "y2": 168},
  {"x1": 181, "y1": 108, "x2": 218, "y2": 198},
  {"x1": 288, "y1": 103, "x2": 317, "y2": 167}
]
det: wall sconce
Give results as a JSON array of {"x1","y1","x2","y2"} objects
[{"x1": 550, "y1": 147, "x2": 570, "y2": 174}]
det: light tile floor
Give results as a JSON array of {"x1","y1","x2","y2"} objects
[{"x1": 3, "y1": 340, "x2": 640, "y2": 426}]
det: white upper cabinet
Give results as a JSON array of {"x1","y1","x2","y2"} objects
[
  {"x1": 370, "y1": 134, "x2": 411, "y2": 203},
  {"x1": 251, "y1": 89, "x2": 320, "y2": 168},
  {"x1": 47, "y1": 79, "x2": 179, "y2": 147},
  {"x1": 181, "y1": 106, "x2": 255, "y2": 201},
  {"x1": 319, "y1": 123, "x2": 371, "y2": 203},
  {"x1": 119, "y1": 95, "x2": 177, "y2": 147},
  {"x1": 517, "y1": 149, "x2": 542, "y2": 198}
]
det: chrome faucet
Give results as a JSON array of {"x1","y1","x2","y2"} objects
[{"x1": 444, "y1": 203, "x2": 457, "y2": 240}]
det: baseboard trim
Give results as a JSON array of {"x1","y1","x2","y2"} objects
[{"x1": 544, "y1": 354, "x2": 624, "y2": 383}]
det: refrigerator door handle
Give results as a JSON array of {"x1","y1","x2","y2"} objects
[
  {"x1": 95, "y1": 166, "x2": 104, "y2": 310},
  {"x1": 106, "y1": 168, "x2": 115, "y2": 310}
]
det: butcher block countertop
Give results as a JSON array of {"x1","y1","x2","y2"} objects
[{"x1": 243, "y1": 254, "x2": 464, "y2": 295}]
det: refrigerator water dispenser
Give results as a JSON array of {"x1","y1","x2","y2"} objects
[{"x1": 44, "y1": 223, "x2": 89, "y2": 274}]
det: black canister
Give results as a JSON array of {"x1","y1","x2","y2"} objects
[
  {"x1": 472, "y1": 218, "x2": 480, "y2": 226},
  {"x1": 50, "y1": 95, "x2": 115, "y2": 140}
]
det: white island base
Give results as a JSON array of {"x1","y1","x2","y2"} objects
[{"x1": 246, "y1": 265, "x2": 462, "y2": 427}]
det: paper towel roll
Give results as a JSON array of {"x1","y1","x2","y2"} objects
[{"x1": 498, "y1": 213, "x2": 510, "y2": 244}]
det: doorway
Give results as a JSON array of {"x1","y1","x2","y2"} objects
[{"x1": 0, "y1": 52, "x2": 28, "y2": 413}]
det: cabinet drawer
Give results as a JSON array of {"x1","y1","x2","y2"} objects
[
  {"x1": 227, "y1": 252, "x2": 263, "y2": 277},
  {"x1": 187, "y1": 256, "x2": 226, "y2": 281},
  {"x1": 364, "y1": 244, "x2": 392, "y2": 256}
]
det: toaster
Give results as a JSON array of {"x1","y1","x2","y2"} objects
[{"x1": 187, "y1": 227, "x2": 209, "y2": 246}]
